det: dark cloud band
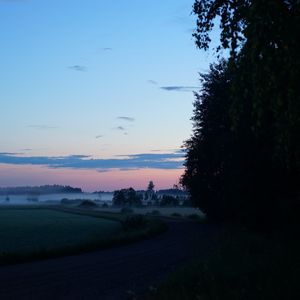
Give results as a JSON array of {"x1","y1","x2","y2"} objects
[
  {"x1": 68, "y1": 65, "x2": 87, "y2": 72},
  {"x1": 0, "y1": 152, "x2": 184, "y2": 170},
  {"x1": 117, "y1": 116, "x2": 135, "y2": 122},
  {"x1": 160, "y1": 86, "x2": 199, "y2": 92}
]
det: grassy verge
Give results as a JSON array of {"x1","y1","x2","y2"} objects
[
  {"x1": 143, "y1": 224, "x2": 300, "y2": 300},
  {"x1": 0, "y1": 205, "x2": 167, "y2": 266}
]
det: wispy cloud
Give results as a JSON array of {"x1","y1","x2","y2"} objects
[
  {"x1": 114, "y1": 126, "x2": 125, "y2": 131},
  {"x1": 28, "y1": 125, "x2": 58, "y2": 130},
  {"x1": 97, "y1": 169, "x2": 111, "y2": 173},
  {"x1": 0, "y1": 152, "x2": 184, "y2": 170},
  {"x1": 0, "y1": 152, "x2": 19, "y2": 155},
  {"x1": 101, "y1": 47, "x2": 112, "y2": 51},
  {"x1": 148, "y1": 80, "x2": 158, "y2": 85},
  {"x1": 150, "y1": 149, "x2": 179, "y2": 153},
  {"x1": 96, "y1": 135, "x2": 103, "y2": 139},
  {"x1": 119, "y1": 168, "x2": 140, "y2": 172},
  {"x1": 117, "y1": 116, "x2": 135, "y2": 122},
  {"x1": 68, "y1": 65, "x2": 87, "y2": 72},
  {"x1": 160, "y1": 86, "x2": 199, "y2": 92}
]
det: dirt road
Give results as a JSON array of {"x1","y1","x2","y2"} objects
[{"x1": 0, "y1": 220, "x2": 217, "y2": 299}]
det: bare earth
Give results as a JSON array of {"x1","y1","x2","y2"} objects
[{"x1": 0, "y1": 219, "x2": 218, "y2": 300}]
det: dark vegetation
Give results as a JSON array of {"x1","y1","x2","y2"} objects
[
  {"x1": 186, "y1": 214, "x2": 202, "y2": 221},
  {"x1": 149, "y1": 210, "x2": 160, "y2": 216},
  {"x1": 160, "y1": 195, "x2": 179, "y2": 207},
  {"x1": 112, "y1": 185, "x2": 187, "y2": 208},
  {"x1": 61, "y1": 198, "x2": 83, "y2": 205},
  {"x1": 144, "y1": 225, "x2": 300, "y2": 300},
  {"x1": 0, "y1": 185, "x2": 82, "y2": 195},
  {"x1": 181, "y1": 0, "x2": 300, "y2": 228},
  {"x1": 120, "y1": 207, "x2": 134, "y2": 214},
  {"x1": 155, "y1": 1, "x2": 300, "y2": 299},
  {"x1": 122, "y1": 214, "x2": 147, "y2": 231},
  {"x1": 156, "y1": 188, "x2": 187, "y2": 197},
  {"x1": 170, "y1": 213, "x2": 182, "y2": 218},
  {"x1": 78, "y1": 199, "x2": 98, "y2": 208},
  {"x1": 113, "y1": 187, "x2": 142, "y2": 206}
]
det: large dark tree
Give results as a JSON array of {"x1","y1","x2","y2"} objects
[
  {"x1": 193, "y1": 0, "x2": 300, "y2": 172},
  {"x1": 182, "y1": 60, "x2": 235, "y2": 220},
  {"x1": 182, "y1": 0, "x2": 300, "y2": 226}
]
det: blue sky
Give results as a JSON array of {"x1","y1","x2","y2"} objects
[{"x1": 0, "y1": 0, "x2": 217, "y2": 191}]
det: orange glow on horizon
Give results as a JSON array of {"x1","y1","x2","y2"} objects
[{"x1": 0, "y1": 164, "x2": 184, "y2": 192}]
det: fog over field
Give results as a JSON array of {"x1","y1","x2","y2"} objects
[{"x1": 0, "y1": 192, "x2": 113, "y2": 204}]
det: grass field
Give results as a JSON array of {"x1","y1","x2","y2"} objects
[
  {"x1": 0, "y1": 207, "x2": 122, "y2": 260},
  {"x1": 0, "y1": 206, "x2": 166, "y2": 265}
]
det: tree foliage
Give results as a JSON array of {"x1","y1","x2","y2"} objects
[
  {"x1": 182, "y1": 60, "x2": 237, "y2": 220},
  {"x1": 147, "y1": 181, "x2": 155, "y2": 191},
  {"x1": 112, "y1": 188, "x2": 142, "y2": 207},
  {"x1": 160, "y1": 195, "x2": 179, "y2": 207},
  {"x1": 182, "y1": 0, "x2": 300, "y2": 226}
]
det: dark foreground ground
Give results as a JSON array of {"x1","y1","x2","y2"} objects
[{"x1": 0, "y1": 219, "x2": 218, "y2": 300}]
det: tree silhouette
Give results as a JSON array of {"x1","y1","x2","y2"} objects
[
  {"x1": 182, "y1": 0, "x2": 300, "y2": 226},
  {"x1": 112, "y1": 188, "x2": 141, "y2": 206},
  {"x1": 147, "y1": 181, "x2": 155, "y2": 191}
]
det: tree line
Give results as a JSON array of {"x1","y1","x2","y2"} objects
[
  {"x1": 181, "y1": 0, "x2": 300, "y2": 227},
  {"x1": 112, "y1": 181, "x2": 189, "y2": 207},
  {"x1": 0, "y1": 185, "x2": 82, "y2": 195}
]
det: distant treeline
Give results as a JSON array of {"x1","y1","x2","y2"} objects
[
  {"x1": 92, "y1": 191, "x2": 113, "y2": 194},
  {"x1": 155, "y1": 189, "x2": 187, "y2": 196},
  {"x1": 0, "y1": 185, "x2": 82, "y2": 195},
  {"x1": 93, "y1": 188, "x2": 188, "y2": 196},
  {"x1": 134, "y1": 188, "x2": 187, "y2": 196}
]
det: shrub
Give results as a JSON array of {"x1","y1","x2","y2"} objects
[
  {"x1": 170, "y1": 213, "x2": 182, "y2": 217},
  {"x1": 78, "y1": 200, "x2": 98, "y2": 208},
  {"x1": 61, "y1": 198, "x2": 82, "y2": 205},
  {"x1": 122, "y1": 214, "x2": 147, "y2": 231},
  {"x1": 120, "y1": 207, "x2": 134, "y2": 214},
  {"x1": 113, "y1": 188, "x2": 142, "y2": 206},
  {"x1": 187, "y1": 214, "x2": 202, "y2": 220},
  {"x1": 160, "y1": 195, "x2": 179, "y2": 206}
]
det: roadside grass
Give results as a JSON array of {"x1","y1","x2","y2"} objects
[
  {"x1": 0, "y1": 205, "x2": 166, "y2": 266},
  {"x1": 186, "y1": 213, "x2": 203, "y2": 221},
  {"x1": 120, "y1": 207, "x2": 135, "y2": 214},
  {"x1": 149, "y1": 210, "x2": 161, "y2": 216},
  {"x1": 170, "y1": 213, "x2": 182, "y2": 217},
  {"x1": 143, "y1": 224, "x2": 300, "y2": 300}
]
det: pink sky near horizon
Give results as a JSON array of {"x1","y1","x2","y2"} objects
[{"x1": 0, "y1": 163, "x2": 184, "y2": 192}]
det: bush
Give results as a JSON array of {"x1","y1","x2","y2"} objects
[
  {"x1": 113, "y1": 188, "x2": 142, "y2": 206},
  {"x1": 187, "y1": 214, "x2": 202, "y2": 220},
  {"x1": 170, "y1": 213, "x2": 182, "y2": 217},
  {"x1": 121, "y1": 214, "x2": 147, "y2": 231},
  {"x1": 181, "y1": 199, "x2": 192, "y2": 207},
  {"x1": 160, "y1": 195, "x2": 179, "y2": 206},
  {"x1": 60, "y1": 198, "x2": 82, "y2": 205},
  {"x1": 78, "y1": 200, "x2": 98, "y2": 208},
  {"x1": 101, "y1": 202, "x2": 109, "y2": 208},
  {"x1": 120, "y1": 207, "x2": 134, "y2": 214}
]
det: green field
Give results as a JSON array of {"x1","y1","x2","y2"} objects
[{"x1": 0, "y1": 208, "x2": 122, "y2": 257}]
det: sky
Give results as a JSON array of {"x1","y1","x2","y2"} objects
[{"x1": 0, "y1": 0, "x2": 217, "y2": 191}]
